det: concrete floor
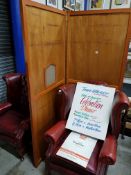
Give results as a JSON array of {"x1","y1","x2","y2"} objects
[
  {"x1": 107, "y1": 135, "x2": 131, "y2": 175},
  {"x1": 0, "y1": 135, "x2": 131, "y2": 175}
]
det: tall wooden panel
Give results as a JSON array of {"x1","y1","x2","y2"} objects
[
  {"x1": 67, "y1": 10, "x2": 131, "y2": 89},
  {"x1": 21, "y1": 0, "x2": 66, "y2": 166}
]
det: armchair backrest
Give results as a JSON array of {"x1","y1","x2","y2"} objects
[
  {"x1": 3, "y1": 73, "x2": 29, "y2": 116},
  {"x1": 55, "y1": 83, "x2": 76, "y2": 120},
  {"x1": 56, "y1": 81, "x2": 108, "y2": 121},
  {"x1": 56, "y1": 82, "x2": 130, "y2": 139}
]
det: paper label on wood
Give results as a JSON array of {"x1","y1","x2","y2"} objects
[
  {"x1": 66, "y1": 83, "x2": 115, "y2": 140},
  {"x1": 56, "y1": 132, "x2": 97, "y2": 168}
]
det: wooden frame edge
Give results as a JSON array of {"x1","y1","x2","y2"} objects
[
  {"x1": 21, "y1": 0, "x2": 41, "y2": 167},
  {"x1": 119, "y1": 13, "x2": 131, "y2": 89},
  {"x1": 34, "y1": 80, "x2": 65, "y2": 100},
  {"x1": 22, "y1": 0, "x2": 66, "y2": 15},
  {"x1": 70, "y1": 8, "x2": 131, "y2": 16}
]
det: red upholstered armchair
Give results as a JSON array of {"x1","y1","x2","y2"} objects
[
  {"x1": 0, "y1": 73, "x2": 30, "y2": 159},
  {"x1": 44, "y1": 83, "x2": 130, "y2": 175}
]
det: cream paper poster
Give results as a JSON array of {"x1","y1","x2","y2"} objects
[
  {"x1": 57, "y1": 132, "x2": 97, "y2": 167},
  {"x1": 66, "y1": 83, "x2": 115, "y2": 140}
]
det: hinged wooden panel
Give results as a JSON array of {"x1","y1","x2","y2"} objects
[
  {"x1": 67, "y1": 11, "x2": 130, "y2": 89},
  {"x1": 21, "y1": 0, "x2": 66, "y2": 166}
]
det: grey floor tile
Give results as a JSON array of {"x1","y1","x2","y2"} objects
[
  {"x1": 108, "y1": 162, "x2": 131, "y2": 175},
  {"x1": 0, "y1": 149, "x2": 44, "y2": 175}
]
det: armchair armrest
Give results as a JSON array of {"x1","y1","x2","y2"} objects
[
  {"x1": 99, "y1": 135, "x2": 117, "y2": 165},
  {"x1": 113, "y1": 91, "x2": 130, "y2": 109},
  {"x1": 44, "y1": 120, "x2": 66, "y2": 144},
  {"x1": 44, "y1": 120, "x2": 66, "y2": 158},
  {"x1": 15, "y1": 119, "x2": 30, "y2": 140},
  {"x1": 0, "y1": 102, "x2": 12, "y2": 115},
  {"x1": 111, "y1": 91, "x2": 130, "y2": 138}
]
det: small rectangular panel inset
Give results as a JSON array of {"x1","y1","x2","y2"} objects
[{"x1": 45, "y1": 64, "x2": 56, "y2": 87}]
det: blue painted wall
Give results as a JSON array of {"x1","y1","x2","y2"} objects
[{"x1": 9, "y1": 0, "x2": 26, "y2": 74}]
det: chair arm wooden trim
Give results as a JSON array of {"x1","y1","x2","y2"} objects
[
  {"x1": 0, "y1": 102, "x2": 12, "y2": 115},
  {"x1": 99, "y1": 135, "x2": 117, "y2": 165}
]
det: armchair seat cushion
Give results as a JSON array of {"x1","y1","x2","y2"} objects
[
  {"x1": 50, "y1": 139, "x2": 103, "y2": 175},
  {"x1": 0, "y1": 110, "x2": 24, "y2": 138}
]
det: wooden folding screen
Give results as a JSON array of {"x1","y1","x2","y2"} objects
[
  {"x1": 67, "y1": 10, "x2": 131, "y2": 89},
  {"x1": 21, "y1": 0, "x2": 66, "y2": 166},
  {"x1": 21, "y1": 0, "x2": 131, "y2": 166}
]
